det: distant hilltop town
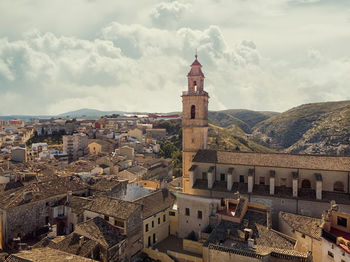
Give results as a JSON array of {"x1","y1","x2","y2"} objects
[{"x1": 0, "y1": 56, "x2": 350, "y2": 262}]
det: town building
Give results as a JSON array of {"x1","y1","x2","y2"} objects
[
  {"x1": 83, "y1": 196, "x2": 143, "y2": 260},
  {"x1": 0, "y1": 177, "x2": 88, "y2": 249},
  {"x1": 279, "y1": 211, "x2": 322, "y2": 262},
  {"x1": 134, "y1": 189, "x2": 174, "y2": 248},
  {"x1": 128, "y1": 128, "x2": 143, "y2": 143},
  {"x1": 321, "y1": 201, "x2": 350, "y2": 262},
  {"x1": 63, "y1": 133, "x2": 88, "y2": 162},
  {"x1": 11, "y1": 147, "x2": 27, "y2": 163}
]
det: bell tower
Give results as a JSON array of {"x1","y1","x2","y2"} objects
[{"x1": 182, "y1": 55, "x2": 209, "y2": 193}]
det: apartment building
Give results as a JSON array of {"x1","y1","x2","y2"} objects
[{"x1": 63, "y1": 133, "x2": 88, "y2": 162}]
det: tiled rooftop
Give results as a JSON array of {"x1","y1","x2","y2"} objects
[
  {"x1": 5, "y1": 247, "x2": 97, "y2": 262},
  {"x1": 0, "y1": 176, "x2": 87, "y2": 209},
  {"x1": 84, "y1": 196, "x2": 140, "y2": 220},
  {"x1": 279, "y1": 212, "x2": 322, "y2": 240},
  {"x1": 134, "y1": 189, "x2": 174, "y2": 219},
  {"x1": 75, "y1": 217, "x2": 125, "y2": 247},
  {"x1": 193, "y1": 149, "x2": 350, "y2": 172},
  {"x1": 204, "y1": 209, "x2": 309, "y2": 258},
  {"x1": 33, "y1": 233, "x2": 99, "y2": 258}
]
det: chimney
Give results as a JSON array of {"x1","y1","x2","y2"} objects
[
  {"x1": 23, "y1": 191, "x2": 33, "y2": 202},
  {"x1": 79, "y1": 235, "x2": 84, "y2": 246},
  {"x1": 66, "y1": 191, "x2": 72, "y2": 203},
  {"x1": 247, "y1": 238, "x2": 254, "y2": 248},
  {"x1": 244, "y1": 228, "x2": 253, "y2": 241},
  {"x1": 226, "y1": 228, "x2": 231, "y2": 238}
]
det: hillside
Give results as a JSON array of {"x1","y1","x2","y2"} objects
[
  {"x1": 208, "y1": 124, "x2": 276, "y2": 153},
  {"x1": 251, "y1": 101, "x2": 350, "y2": 155},
  {"x1": 208, "y1": 109, "x2": 278, "y2": 133}
]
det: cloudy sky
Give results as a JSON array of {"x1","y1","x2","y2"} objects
[{"x1": 0, "y1": 0, "x2": 350, "y2": 115}]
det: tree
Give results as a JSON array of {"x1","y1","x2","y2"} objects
[{"x1": 159, "y1": 141, "x2": 178, "y2": 159}]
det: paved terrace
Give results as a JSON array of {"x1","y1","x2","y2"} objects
[{"x1": 154, "y1": 236, "x2": 202, "y2": 259}]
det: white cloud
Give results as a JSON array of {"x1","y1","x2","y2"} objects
[
  {"x1": 150, "y1": 1, "x2": 191, "y2": 28},
  {"x1": 0, "y1": 0, "x2": 350, "y2": 115}
]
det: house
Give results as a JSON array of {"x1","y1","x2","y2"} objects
[
  {"x1": 74, "y1": 217, "x2": 127, "y2": 261},
  {"x1": 83, "y1": 197, "x2": 143, "y2": 259},
  {"x1": 88, "y1": 139, "x2": 118, "y2": 155},
  {"x1": 279, "y1": 211, "x2": 322, "y2": 262},
  {"x1": 116, "y1": 146, "x2": 134, "y2": 160},
  {"x1": 0, "y1": 176, "x2": 88, "y2": 249},
  {"x1": 11, "y1": 147, "x2": 27, "y2": 163},
  {"x1": 128, "y1": 128, "x2": 143, "y2": 143},
  {"x1": 321, "y1": 202, "x2": 350, "y2": 262},
  {"x1": 134, "y1": 189, "x2": 174, "y2": 248}
]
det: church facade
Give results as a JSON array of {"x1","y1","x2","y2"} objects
[{"x1": 180, "y1": 55, "x2": 350, "y2": 229}]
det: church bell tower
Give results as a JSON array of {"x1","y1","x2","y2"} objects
[{"x1": 182, "y1": 55, "x2": 209, "y2": 193}]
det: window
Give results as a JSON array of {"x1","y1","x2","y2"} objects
[
  {"x1": 152, "y1": 221, "x2": 154, "y2": 228},
  {"x1": 337, "y1": 216, "x2": 347, "y2": 227},
  {"x1": 301, "y1": 179, "x2": 311, "y2": 189},
  {"x1": 158, "y1": 217, "x2": 160, "y2": 224},
  {"x1": 114, "y1": 220, "x2": 124, "y2": 228},
  {"x1": 185, "y1": 208, "x2": 190, "y2": 216},
  {"x1": 191, "y1": 105, "x2": 196, "y2": 119},
  {"x1": 334, "y1": 181, "x2": 345, "y2": 192},
  {"x1": 163, "y1": 214, "x2": 166, "y2": 222},
  {"x1": 153, "y1": 233, "x2": 156, "y2": 244},
  {"x1": 302, "y1": 234, "x2": 305, "y2": 238},
  {"x1": 328, "y1": 251, "x2": 334, "y2": 258},
  {"x1": 104, "y1": 215, "x2": 109, "y2": 221},
  {"x1": 145, "y1": 224, "x2": 149, "y2": 232},
  {"x1": 240, "y1": 175, "x2": 244, "y2": 183},
  {"x1": 259, "y1": 177, "x2": 265, "y2": 185},
  {"x1": 198, "y1": 210, "x2": 202, "y2": 219},
  {"x1": 169, "y1": 211, "x2": 176, "y2": 216},
  {"x1": 220, "y1": 173, "x2": 225, "y2": 181},
  {"x1": 202, "y1": 172, "x2": 207, "y2": 180},
  {"x1": 191, "y1": 138, "x2": 195, "y2": 143},
  {"x1": 280, "y1": 178, "x2": 287, "y2": 187}
]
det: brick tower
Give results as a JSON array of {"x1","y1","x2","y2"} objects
[{"x1": 182, "y1": 55, "x2": 209, "y2": 193}]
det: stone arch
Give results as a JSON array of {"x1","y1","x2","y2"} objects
[
  {"x1": 191, "y1": 105, "x2": 196, "y2": 119},
  {"x1": 301, "y1": 179, "x2": 311, "y2": 189},
  {"x1": 334, "y1": 181, "x2": 344, "y2": 192}
]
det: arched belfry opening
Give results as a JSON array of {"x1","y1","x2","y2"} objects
[
  {"x1": 191, "y1": 105, "x2": 196, "y2": 119},
  {"x1": 193, "y1": 81, "x2": 197, "y2": 92}
]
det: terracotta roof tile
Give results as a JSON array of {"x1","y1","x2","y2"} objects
[
  {"x1": 193, "y1": 149, "x2": 350, "y2": 172},
  {"x1": 84, "y1": 196, "x2": 140, "y2": 220},
  {"x1": 134, "y1": 189, "x2": 174, "y2": 219},
  {"x1": 279, "y1": 212, "x2": 322, "y2": 240}
]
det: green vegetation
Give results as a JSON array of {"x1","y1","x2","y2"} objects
[
  {"x1": 208, "y1": 124, "x2": 276, "y2": 153},
  {"x1": 156, "y1": 120, "x2": 182, "y2": 136},
  {"x1": 26, "y1": 133, "x2": 63, "y2": 147},
  {"x1": 208, "y1": 109, "x2": 278, "y2": 133},
  {"x1": 159, "y1": 141, "x2": 182, "y2": 177}
]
